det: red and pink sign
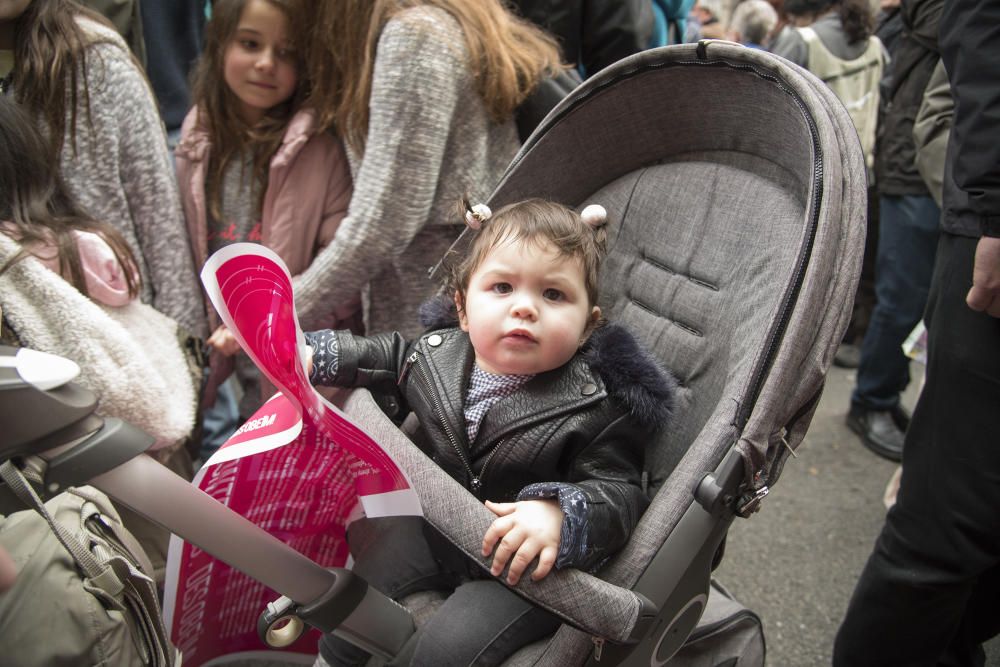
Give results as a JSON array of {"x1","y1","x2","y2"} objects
[{"x1": 162, "y1": 244, "x2": 421, "y2": 665}]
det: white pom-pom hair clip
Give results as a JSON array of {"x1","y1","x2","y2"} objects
[
  {"x1": 580, "y1": 204, "x2": 607, "y2": 228},
  {"x1": 464, "y1": 203, "x2": 492, "y2": 230}
]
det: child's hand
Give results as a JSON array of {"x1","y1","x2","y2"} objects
[
  {"x1": 482, "y1": 499, "x2": 563, "y2": 585},
  {"x1": 206, "y1": 325, "x2": 241, "y2": 357},
  {"x1": 303, "y1": 345, "x2": 314, "y2": 376}
]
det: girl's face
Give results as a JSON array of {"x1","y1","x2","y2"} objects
[
  {"x1": 223, "y1": 0, "x2": 298, "y2": 125},
  {"x1": 457, "y1": 238, "x2": 600, "y2": 376}
]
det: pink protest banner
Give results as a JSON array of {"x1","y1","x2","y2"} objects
[{"x1": 162, "y1": 244, "x2": 421, "y2": 666}]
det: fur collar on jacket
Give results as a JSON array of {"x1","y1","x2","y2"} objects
[{"x1": 418, "y1": 295, "x2": 678, "y2": 429}]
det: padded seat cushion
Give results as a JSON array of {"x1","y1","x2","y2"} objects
[{"x1": 592, "y1": 155, "x2": 805, "y2": 490}]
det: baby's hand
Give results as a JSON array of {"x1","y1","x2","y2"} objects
[
  {"x1": 206, "y1": 325, "x2": 241, "y2": 357},
  {"x1": 303, "y1": 344, "x2": 314, "y2": 376},
  {"x1": 482, "y1": 499, "x2": 562, "y2": 585}
]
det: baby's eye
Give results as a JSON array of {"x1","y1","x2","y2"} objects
[
  {"x1": 239, "y1": 39, "x2": 260, "y2": 50},
  {"x1": 492, "y1": 282, "x2": 513, "y2": 295},
  {"x1": 276, "y1": 47, "x2": 296, "y2": 61},
  {"x1": 543, "y1": 288, "x2": 564, "y2": 301}
]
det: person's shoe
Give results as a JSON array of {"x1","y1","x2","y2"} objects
[
  {"x1": 833, "y1": 343, "x2": 861, "y2": 369},
  {"x1": 846, "y1": 405, "x2": 905, "y2": 462}
]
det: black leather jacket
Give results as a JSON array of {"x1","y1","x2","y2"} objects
[{"x1": 318, "y1": 322, "x2": 676, "y2": 571}]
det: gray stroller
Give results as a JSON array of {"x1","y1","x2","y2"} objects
[{"x1": 0, "y1": 41, "x2": 865, "y2": 665}]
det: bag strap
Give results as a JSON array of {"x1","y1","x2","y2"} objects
[
  {"x1": 0, "y1": 461, "x2": 110, "y2": 583},
  {"x1": 1, "y1": 461, "x2": 177, "y2": 666},
  {"x1": 69, "y1": 485, "x2": 157, "y2": 580}
]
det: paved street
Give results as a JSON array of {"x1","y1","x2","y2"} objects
[{"x1": 715, "y1": 362, "x2": 1000, "y2": 666}]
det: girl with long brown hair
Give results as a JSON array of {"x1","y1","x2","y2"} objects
[
  {"x1": 176, "y1": 0, "x2": 353, "y2": 423},
  {"x1": 289, "y1": 0, "x2": 564, "y2": 340},
  {"x1": 0, "y1": 0, "x2": 205, "y2": 338}
]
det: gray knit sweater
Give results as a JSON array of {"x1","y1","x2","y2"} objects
[
  {"x1": 293, "y1": 7, "x2": 520, "y2": 338},
  {"x1": 53, "y1": 20, "x2": 207, "y2": 337}
]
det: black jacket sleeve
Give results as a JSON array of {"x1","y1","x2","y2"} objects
[
  {"x1": 308, "y1": 329, "x2": 412, "y2": 397},
  {"x1": 940, "y1": 0, "x2": 1000, "y2": 236},
  {"x1": 561, "y1": 413, "x2": 650, "y2": 571}
]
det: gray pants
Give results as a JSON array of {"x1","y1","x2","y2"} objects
[{"x1": 319, "y1": 516, "x2": 560, "y2": 666}]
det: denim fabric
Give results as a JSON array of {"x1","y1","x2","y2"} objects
[
  {"x1": 851, "y1": 194, "x2": 941, "y2": 410},
  {"x1": 199, "y1": 376, "x2": 239, "y2": 461},
  {"x1": 319, "y1": 516, "x2": 560, "y2": 667}
]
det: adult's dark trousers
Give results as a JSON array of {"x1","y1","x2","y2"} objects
[
  {"x1": 834, "y1": 233, "x2": 1000, "y2": 666},
  {"x1": 318, "y1": 516, "x2": 561, "y2": 667},
  {"x1": 851, "y1": 194, "x2": 940, "y2": 410}
]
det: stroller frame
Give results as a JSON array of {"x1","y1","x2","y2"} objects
[{"x1": 0, "y1": 40, "x2": 865, "y2": 666}]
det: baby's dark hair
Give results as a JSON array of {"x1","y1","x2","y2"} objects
[{"x1": 447, "y1": 198, "x2": 609, "y2": 312}]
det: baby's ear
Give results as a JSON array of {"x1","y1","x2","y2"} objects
[
  {"x1": 582, "y1": 306, "x2": 602, "y2": 342},
  {"x1": 454, "y1": 290, "x2": 469, "y2": 331}
]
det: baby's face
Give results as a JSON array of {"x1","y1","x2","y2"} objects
[{"x1": 458, "y1": 239, "x2": 599, "y2": 376}]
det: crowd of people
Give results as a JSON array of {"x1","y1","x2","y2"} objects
[{"x1": 0, "y1": 0, "x2": 997, "y2": 665}]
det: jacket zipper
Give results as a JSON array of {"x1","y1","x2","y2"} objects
[
  {"x1": 408, "y1": 355, "x2": 508, "y2": 495},
  {"x1": 473, "y1": 437, "x2": 508, "y2": 494},
  {"x1": 398, "y1": 351, "x2": 419, "y2": 385},
  {"x1": 410, "y1": 357, "x2": 478, "y2": 490}
]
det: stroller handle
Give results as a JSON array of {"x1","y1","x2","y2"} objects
[
  {"x1": 88, "y1": 450, "x2": 415, "y2": 659},
  {"x1": 1, "y1": 346, "x2": 415, "y2": 660}
]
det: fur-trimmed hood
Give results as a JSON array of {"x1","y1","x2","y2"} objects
[{"x1": 418, "y1": 294, "x2": 678, "y2": 430}]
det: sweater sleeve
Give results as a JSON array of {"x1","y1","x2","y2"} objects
[
  {"x1": 67, "y1": 40, "x2": 207, "y2": 337},
  {"x1": 293, "y1": 10, "x2": 470, "y2": 328}
]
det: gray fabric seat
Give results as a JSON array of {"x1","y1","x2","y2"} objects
[
  {"x1": 593, "y1": 154, "x2": 806, "y2": 494},
  {"x1": 338, "y1": 41, "x2": 866, "y2": 665}
]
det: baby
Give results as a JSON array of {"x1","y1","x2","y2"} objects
[{"x1": 306, "y1": 198, "x2": 677, "y2": 667}]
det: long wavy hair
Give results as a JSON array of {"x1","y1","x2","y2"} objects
[
  {"x1": 0, "y1": 96, "x2": 139, "y2": 299},
  {"x1": 305, "y1": 0, "x2": 564, "y2": 154},
  {"x1": 189, "y1": 0, "x2": 313, "y2": 224},
  {"x1": 8, "y1": 0, "x2": 128, "y2": 161}
]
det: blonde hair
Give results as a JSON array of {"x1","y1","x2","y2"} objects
[
  {"x1": 190, "y1": 0, "x2": 313, "y2": 222},
  {"x1": 304, "y1": 0, "x2": 564, "y2": 153}
]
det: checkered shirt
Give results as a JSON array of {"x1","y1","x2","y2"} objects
[{"x1": 463, "y1": 366, "x2": 535, "y2": 443}]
